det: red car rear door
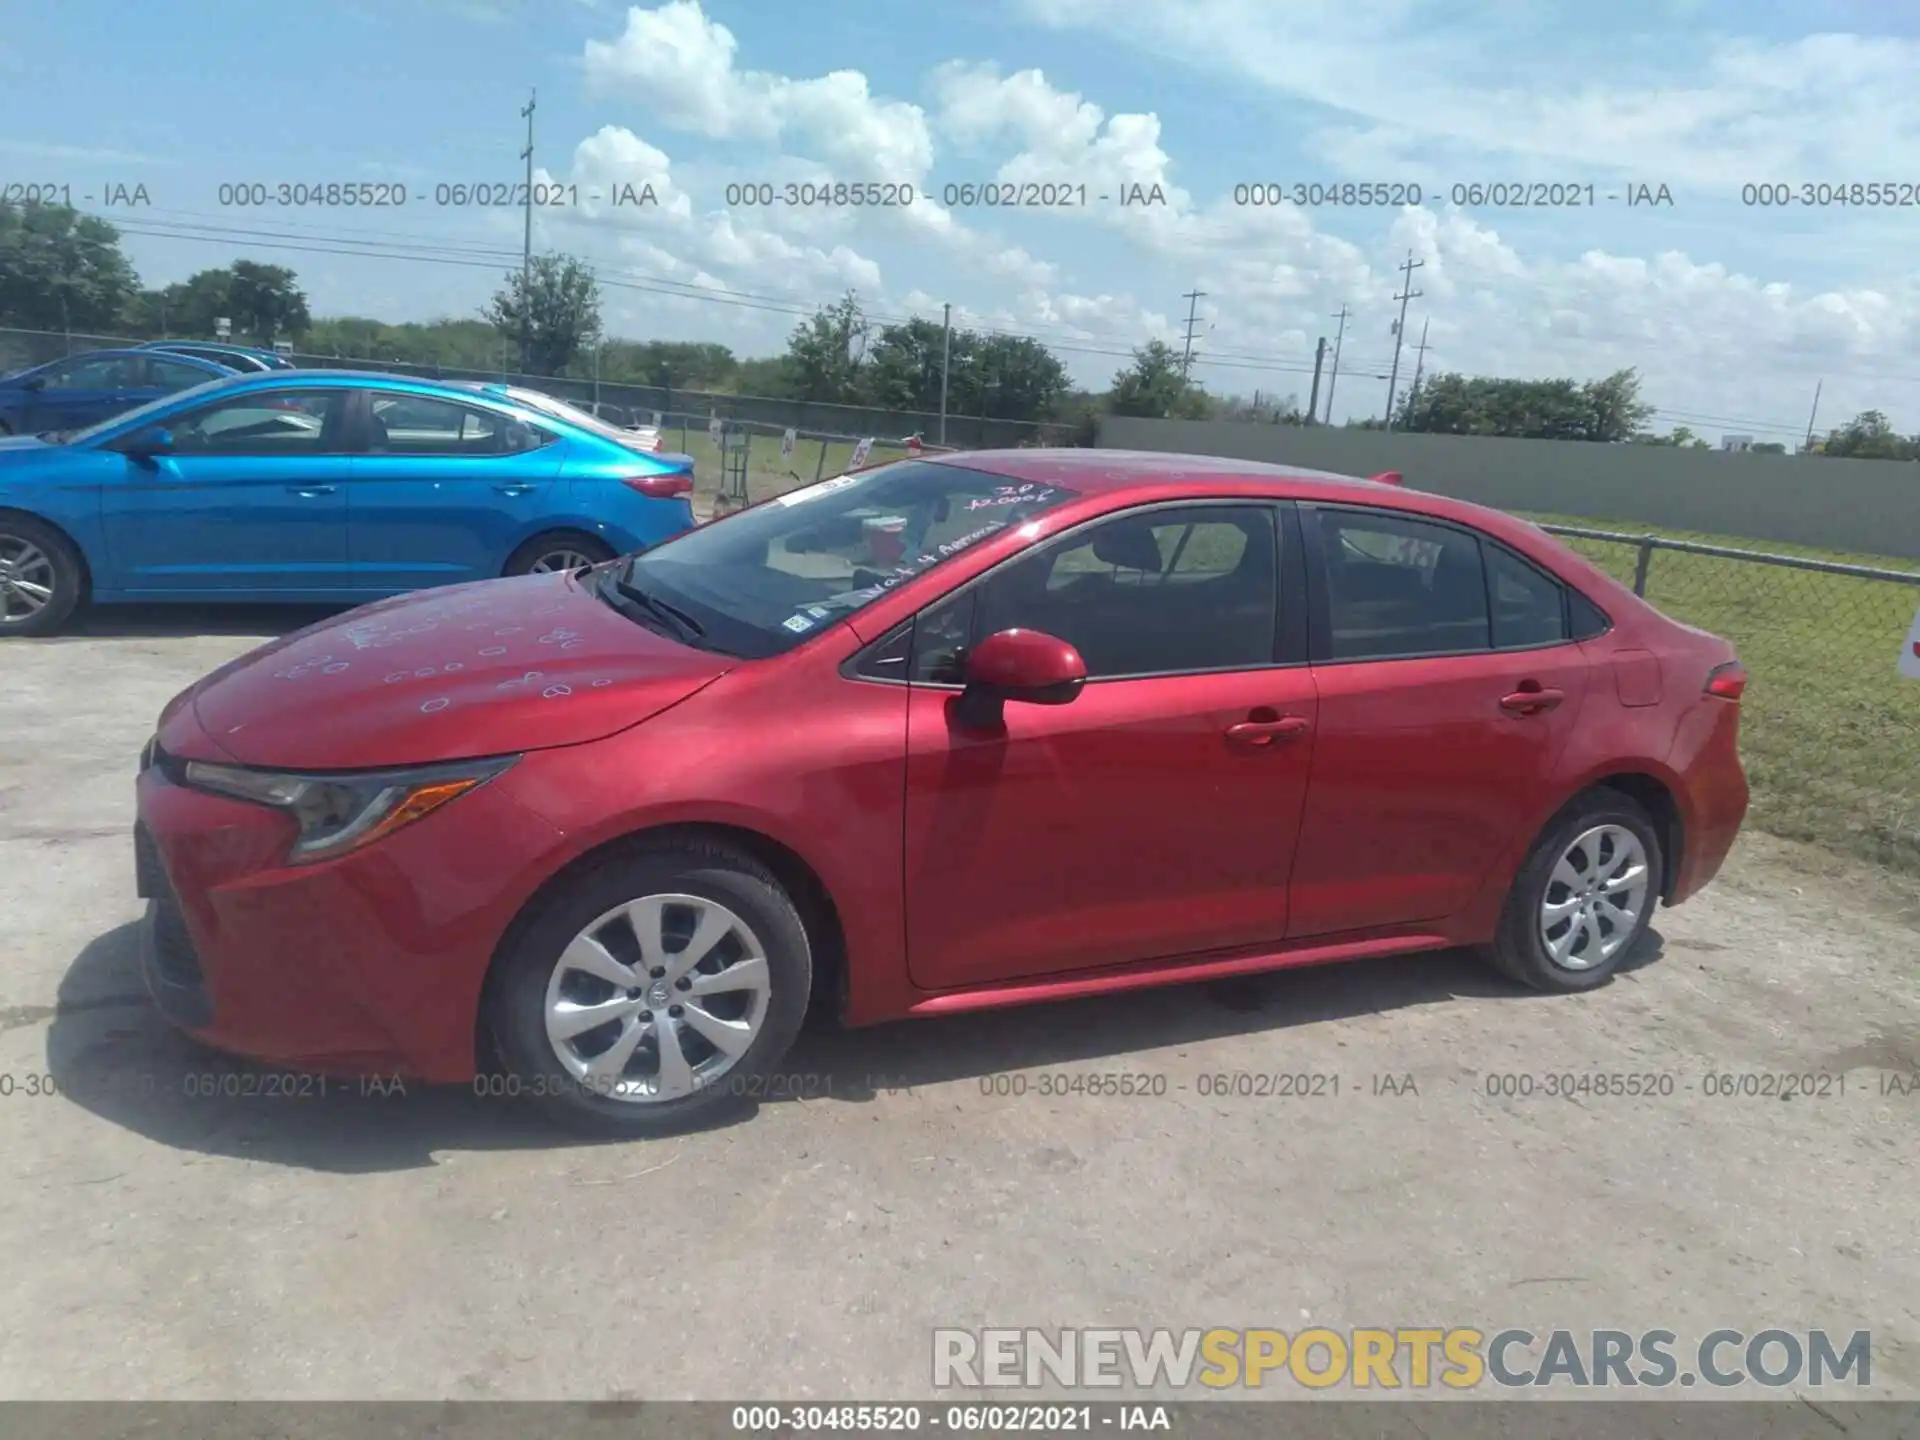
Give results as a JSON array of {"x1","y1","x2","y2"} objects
[{"x1": 1285, "y1": 504, "x2": 1592, "y2": 938}]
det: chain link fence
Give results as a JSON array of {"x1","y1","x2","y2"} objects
[
  {"x1": 1537, "y1": 522, "x2": 1920, "y2": 875},
  {"x1": 0, "y1": 327, "x2": 1081, "y2": 451}
]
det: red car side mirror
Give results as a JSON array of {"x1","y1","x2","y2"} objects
[{"x1": 953, "y1": 628, "x2": 1087, "y2": 729}]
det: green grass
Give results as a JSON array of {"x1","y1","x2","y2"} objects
[{"x1": 1517, "y1": 511, "x2": 1920, "y2": 874}]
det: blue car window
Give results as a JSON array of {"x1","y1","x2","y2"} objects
[
  {"x1": 368, "y1": 394, "x2": 545, "y2": 456},
  {"x1": 171, "y1": 391, "x2": 345, "y2": 455},
  {"x1": 145, "y1": 357, "x2": 221, "y2": 391},
  {"x1": 46, "y1": 356, "x2": 139, "y2": 389}
]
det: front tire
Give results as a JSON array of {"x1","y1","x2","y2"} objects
[
  {"x1": 0, "y1": 514, "x2": 85, "y2": 637},
  {"x1": 503, "y1": 529, "x2": 616, "y2": 577},
  {"x1": 485, "y1": 840, "x2": 813, "y2": 1135},
  {"x1": 1480, "y1": 793, "x2": 1663, "y2": 992}
]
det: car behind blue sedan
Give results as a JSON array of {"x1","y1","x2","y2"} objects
[
  {"x1": 0, "y1": 349, "x2": 238, "y2": 437},
  {"x1": 0, "y1": 370, "x2": 697, "y2": 635},
  {"x1": 138, "y1": 339, "x2": 299, "y2": 373}
]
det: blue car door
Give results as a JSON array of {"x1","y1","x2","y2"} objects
[
  {"x1": 16, "y1": 353, "x2": 144, "y2": 432},
  {"x1": 343, "y1": 391, "x2": 566, "y2": 590},
  {"x1": 100, "y1": 388, "x2": 353, "y2": 595}
]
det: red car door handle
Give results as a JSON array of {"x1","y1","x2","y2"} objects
[
  {"x1": 1500, "y1": 687, "x2": 1565, "y2": 714},
  {"x1": 1225, "y1": 716, "x2": 1311, "y2": 747}
]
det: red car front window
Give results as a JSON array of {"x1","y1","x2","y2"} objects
[{"x1": 622, "y1": 460, "x2": 1079, "y2": 659}]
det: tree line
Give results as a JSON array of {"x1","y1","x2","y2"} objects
[{"x1": 1, "y1": 198, "x2": 1910, "y2": 457}]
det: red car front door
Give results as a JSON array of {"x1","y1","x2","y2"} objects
[
  {"x1": 899, "y1": 502, "x2": 1319, "y2": 992},
  {"x1": 1284, "y1": 504, "x2": 1592, "y2": 938}
]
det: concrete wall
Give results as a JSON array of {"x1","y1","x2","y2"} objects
[{"x1": 1096, "y1": 416, "x2": 1920, "y2": 562}]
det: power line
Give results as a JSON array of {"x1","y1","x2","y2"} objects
[
  {"x1": 56, "y1": 206, "x2": 1852, "y2": 433},
  {"x1": 99, "y1": 210, "x2": 1375, "y2": 380}
]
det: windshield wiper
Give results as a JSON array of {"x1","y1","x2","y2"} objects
[{"x1": 598, "y1": 566, "x2": 705, "y2": 642}]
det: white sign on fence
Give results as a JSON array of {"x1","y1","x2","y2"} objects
[
  {"x1": 1901, "y1": 600, "x2": 1920, "y2": 679},
  {"x1": 781, "y1": 427, "x2": 796, "y2": 462},
  {"x1": 708, "y1": 414, "x2": 722, "y2": 445},
  {"x1": 849, "y1": 436, "x2": 874, "y2": 468},
  {"x1": 652, "y1": 411, "x2": 664, "y2": 427}
]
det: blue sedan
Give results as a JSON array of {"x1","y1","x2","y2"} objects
[
  {"x1": 139, "y1": 340, "x2": 299, "y2": 373},
  {"x1": 0, "y1": 370, "x2": 697, "y2": 635},
  {"x1": 0, "y1": 348, "x2": 238, "y2": 437}
]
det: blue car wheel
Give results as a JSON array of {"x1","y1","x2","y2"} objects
[
  {"x1": 503, "y1": 528, "x2": 617, "y2": 577},
  {"x1": 0, "y1": 513, "x2": 86, "y2": 637}
]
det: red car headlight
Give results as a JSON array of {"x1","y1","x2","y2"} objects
[{"x1": 180, "y1": 756, "x2": 518, "y2": 862}]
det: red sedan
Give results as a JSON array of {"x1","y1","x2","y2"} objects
[{"x1": 135, "y1": 450, "x2": 1749, "y2": 1133}]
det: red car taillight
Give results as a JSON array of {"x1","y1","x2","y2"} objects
[
  {"x1": 1704, "y1": 660, "x2": 1747, "y2": 700},
  {"x1": 622, "y1": 472, "x2": 693, "y2": 499}
]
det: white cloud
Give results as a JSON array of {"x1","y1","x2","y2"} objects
[
  {"x1": 564, "y1": 125, "x2": 694, "y2": 221},
  {"x1": 584, "y1": 0, "x2": 933, "y2": 180},
  {"x1": 1012, "y1": 0, "x2": 1920, "y2": 189},
  {"x1": 931, "y1": 62, "x2": 1186, "y2": 204}
]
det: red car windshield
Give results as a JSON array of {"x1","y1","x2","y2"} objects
[{"x1": 617, "y1": 460, "x2": 1078, "y2": 658}]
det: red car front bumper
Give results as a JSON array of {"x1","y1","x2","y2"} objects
[{"x1": 135, "y1": 729, "x2": 569, "y2": 1083}]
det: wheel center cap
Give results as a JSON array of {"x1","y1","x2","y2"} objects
[{"x1": 647, "y1": 980, "x2": 671, "y2": 1007}]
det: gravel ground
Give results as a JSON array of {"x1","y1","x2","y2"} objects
[{"x1": 1, "y1": 605, "x2": 1916, "y2": 1403}]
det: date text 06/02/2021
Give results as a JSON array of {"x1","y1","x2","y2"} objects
[
  {"x1": 1229, "y1": 181, "x2": 1676, "y2": 208},
  {"x1": 211, "y1": 181, "x2": 664, "y2": 208}
]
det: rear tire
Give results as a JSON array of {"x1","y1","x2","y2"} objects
[
  {"x1": 1479, "y1": 792, "x2": 1663, "y2": 992},
  {"x1": 503, "y1": 529, "x2": 616, "y2": 577},
  {"x1": 0, "y1": 513, "x2": 85, "y2": 638},
  {"x1": 484, "y1": 840, "x2": 813, "y2": 1136}
]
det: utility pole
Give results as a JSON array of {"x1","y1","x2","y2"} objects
[
  {"x1": 518, "y1": 89, "x2": 536, "y2": 375},
  {"x1": 1407, "y1": 317, "x2": 1431, "y2": 407},
  {"x1": 1306, "y1": 337, "x2": 1328, "y2": 424},
  {"x1": 1325, "y1": 302, "x2": 1349, "y2": 423},
  {"x1": 1179, "y1": 289, "x2": 1206, "y2": 375},
  {"x1": 939, "y1": 302, "x2": 952, "y2": 445},
  {"x1": 1802, "y1": 379, "x2": 1823, "y2": 452},
  {"x1": 1383, "y1": 252, "x2": 1424, "y2": 428}
]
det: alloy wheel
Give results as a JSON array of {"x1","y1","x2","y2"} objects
[
  {"x1": 527, "y1": 548, "x2": 596, "y2": 574},
  {"x1": 542, "y1": 893, "x2": 773, "y2": 1102},
  {"x1": 1539, "y1": 823, "x2": 1651, "y2": 970},
  {"x1": 0, "y1": 534, "x2": 57, "y2": 623}
]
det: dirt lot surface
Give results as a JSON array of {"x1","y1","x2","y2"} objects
[{"x1": 2, "y1": 607, "x2": 1917, "y2": 1402}]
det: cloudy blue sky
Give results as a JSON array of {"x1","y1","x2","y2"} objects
[{"x1": 3, "y1": 0, "x2": 1918, "y2": 439}]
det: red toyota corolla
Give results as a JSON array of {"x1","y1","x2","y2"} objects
[{"x1": 135, "y1": 450, "x2": 1749, "y2": 1133}]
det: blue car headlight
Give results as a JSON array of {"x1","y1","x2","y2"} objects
[{"x1": 180, "y1": 755, "x2": 518, "y2": 863}]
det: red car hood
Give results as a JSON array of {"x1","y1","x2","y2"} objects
[{"x1": 189, "y1": 572, "x2": 732, "y2": 769}]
